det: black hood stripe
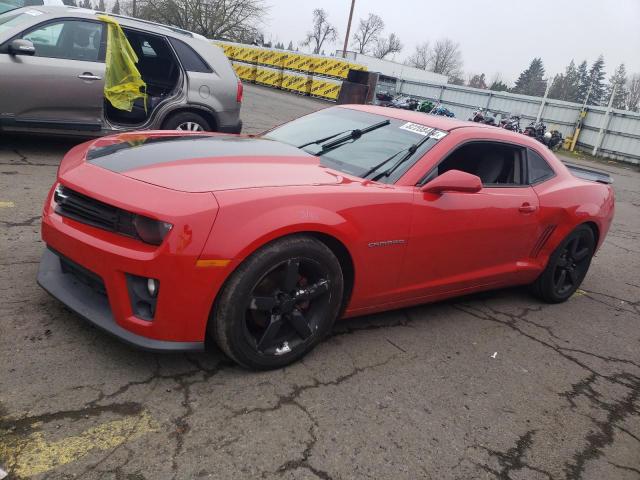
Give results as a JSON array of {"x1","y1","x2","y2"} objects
[{"x1": 87, "y1": 136, "x2": 309, "y2": 173}]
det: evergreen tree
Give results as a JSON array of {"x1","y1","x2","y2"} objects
[
  {"x1": 286, "y1": 41, "x2": 294, "y2": 51},
  {"x1": 576, "y1": 60, "x2": 590, "y2": 104},
  {"x1": 111, "y1": 0, "x2": 120, "y2": 13},
  {"x1": 548, "y1": 73, "x2": 566, "y2": 100},
  {"x1": 80, "y1": 0, "x2": 92, "y2": 8},
  {"x1": 97, "y1": 0, "x2": 105, "y2": 10},
  {"x1": 489, "y1": 80, "x2": 508, "y2": 91},
  {"x1": 587, "y1": 55, "x2": 606, "y2": 105},
  {"x1": 512, "y1": 58, "x2": 546, "y2": 96},
  {"x1": 605, "y1": 63, "x2": 628, "y2": 110}
]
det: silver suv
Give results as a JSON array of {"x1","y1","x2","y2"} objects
[{"x1": 0, "y1": 6, "x2": 242, "y2": 135}]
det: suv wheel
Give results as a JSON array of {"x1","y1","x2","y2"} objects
[{"x1": 163, "y1": 112, "x2": 212, "y2": 132}]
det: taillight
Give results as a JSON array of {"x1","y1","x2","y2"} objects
[{"x1": 236, "y1": 79, "x2": 243, "y2": 103}]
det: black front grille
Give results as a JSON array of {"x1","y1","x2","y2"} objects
[
  {"x1": 54, "y1": 185, "x2": 137, "y2": 238},
  {"x1": 53, "y1": 248, "x2": 107, "y2": 296}
]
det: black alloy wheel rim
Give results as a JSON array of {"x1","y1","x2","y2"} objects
[
  {"x1": 244, "y1": 258, "x2": 331, "y2": 356},
  {"x1": 553, "y1": 233, "x2": 592, "y2": 296}
]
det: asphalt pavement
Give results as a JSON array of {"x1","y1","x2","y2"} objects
[{"x1": 1, "y1": 84, "x2": 639, "y2": 480}]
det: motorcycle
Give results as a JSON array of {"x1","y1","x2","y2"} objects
[
  {"x1": 430, "y1": 103, "x2": 455, "y2": 117},
  {"x1": 469, "y1": 108, "x2": 496, "y2": 126},
  {"x1": 417, "y1": 100, "x2": 434, "y2": 113},
  {"x1": 524, "y1": 121, "x2": 563, "y2": 150},
  {"x1": 390, "y1": 95, "x2": 419, "y2": 111},
  {"x1": 375, "y1": 91, "x2": 394, "y2": 107},
  {"x1": 499, "y1": 114, "x2": 522, "y2": 133}
]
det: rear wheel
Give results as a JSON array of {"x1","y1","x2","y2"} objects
[
  {"x1": 163, "y1": 112, "x2": 212, "y2": 132},
  {"x1": 530, "y1": 225, "x2": 595, "y2": 303},
  {"x1": 211, "y1": 236, "x2": 343, "y2": 370}
]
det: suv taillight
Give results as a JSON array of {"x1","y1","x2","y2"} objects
[{"x1": 236, "y1": 79, "x2": 243, "y2": 103}]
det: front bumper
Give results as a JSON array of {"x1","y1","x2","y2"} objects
[{"x1": 38, "y1": 248, "x2": 205, "y2": 352}]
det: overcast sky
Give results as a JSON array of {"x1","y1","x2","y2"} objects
[{"x1": 262, "y1": 0, "x2": 640, "y2": 84}]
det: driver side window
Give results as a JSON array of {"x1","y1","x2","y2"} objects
[
  {"x1": 428, "y1": 141, "x2": 526, "y2": 187},
  {"x1": 21, "y1": 20, "x2": 104, "y2": 62}
]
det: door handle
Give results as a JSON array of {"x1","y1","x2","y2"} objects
[
  {"x1": 78, "y1": 73, "x2": 101, "y2": 81},
  {"x1": 518, "y1": 202, "x2": 537, "y2": 213}
]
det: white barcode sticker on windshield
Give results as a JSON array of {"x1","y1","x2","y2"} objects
[
  {"x1": 399, "y1": 122, "x2": 434, "y2": 136},
  {"x1": 430, "y1": 130, "x2": 447, "y2": 140}
]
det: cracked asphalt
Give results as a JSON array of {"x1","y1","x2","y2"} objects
[{"x1": 1, "y1": 84, "x2": 639, "y2": 479}]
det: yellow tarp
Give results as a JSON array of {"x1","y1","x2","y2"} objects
[{"x1": 98, "y1": 15, "x2": 146, "y2": 112}]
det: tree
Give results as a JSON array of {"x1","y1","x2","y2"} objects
[
  {"x1": 351, "y1": 13, "x2": 384, "y2": 54},
  {"x1": 407, "y1": 42, "x2": 430, "y2": 70},
  {"x1": 576, "y1": 60, "x2": 590, "y2": 104},
  {"x1": 97, "y1": 0, "x2": 105, "y2": 10},
  {"x1": 286, "y1": 40, "x2": 294, "y2": 51},
  {"x1": 301, "y1": 8, "x2": 337, "y2": 55},
  {"x1": 111, "y1": 0, "x2": 120, "y2": 13},
  {"x1": 372, "y1": 33, "x2": 402, "y2": 59},
  {"x1": 137, "y1": 0, "x2": 267, "y2": 42},
  {"x1": 512, "y1": 57, "x2": 546, "y2": 96},
  {"x1": 549, "y1": 60, "x2": 580, "y2": 102},
  {"x1": 468, "y1": 73, "x2": 487, "y2": 89},
  {"x1": 587, "y1": 55, "x2": 606, "y2": 105},
  {"x1": 449, "y1": 75, "x2": 465, "y2": 86},
  {"x1": 490, "y1": 80, "x2": 508, "y2": 91},
  {"x1": 428, "y1": 38, "x2": 463, "y2": 79},
  {"x1": 80, "y1": 0, "x2": 92, "y2": 8},
  {"x1": 605, "y1": 63, "x2": 627, "y2": 110},
  {"x1": 62, "y1": 0, "x2": 78, "y2": 6},
  {"x1": 627, "y1": 74, "x2": 640, "y2": 112}
]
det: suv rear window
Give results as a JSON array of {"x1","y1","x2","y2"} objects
[{"x1": 169, "y1": 37, "x2": 212, "y2": 73}]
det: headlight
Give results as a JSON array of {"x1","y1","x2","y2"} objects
[{"x1": 132, "y1": 215, "x2": 173, "y2": 245}]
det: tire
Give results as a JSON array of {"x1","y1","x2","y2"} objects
[
  {"x1": 162, "y1": 112, "x2": 212, "y2": 132},
  {"x1": 210, "y1": 235, "x2": 344, "y2": 370},
  {"x1": 530, "y1": 225, "x2": 596, "y2": 303}
]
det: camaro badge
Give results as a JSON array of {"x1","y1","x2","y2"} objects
[{"x1": 368, "y1": 239, "x2": 406, "y2": 248}]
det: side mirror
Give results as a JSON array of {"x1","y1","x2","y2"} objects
[
  {"x1": 8, "y1": 39, "x2": 36, "y2": 56},
  {"x1": 421, "y1": 169, "x2": 482, "y2": 194}
]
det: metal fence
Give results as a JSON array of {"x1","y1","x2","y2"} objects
[{"x1": 397, "y1": 80, "x2": 640, "y2": 165}]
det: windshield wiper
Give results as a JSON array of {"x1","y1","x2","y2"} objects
[
  {"x1": 365, "y1": 134, "x2": 433, "y2": 182},
  {"x1": 297, "y1": 119, "x2": 391, "y2": 154}
]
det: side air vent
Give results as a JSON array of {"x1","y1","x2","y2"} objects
[{"x1": 530, "y1": 225, "x2": 557, "y2": 258}]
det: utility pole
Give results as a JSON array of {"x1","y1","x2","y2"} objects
[
  {"x1": 342, "y1": 0, "x2": 355, "y2": 58},
  {"x1": 592, "y1": 84, "x2": 617, "y2": 157}
]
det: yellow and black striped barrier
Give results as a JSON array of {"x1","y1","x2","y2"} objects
[{"x1": 214, "y1": 40, "x2": 367, "y2": 101}]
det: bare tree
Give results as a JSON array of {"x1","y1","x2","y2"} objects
[
  {"x1": 372, "y1": 33, "x2": 402, "y2": 59},
  {"x1": 301, "y1": 8, "x2": 337, "y2": 55},
  {"x1": 428, "y1": 38, "x2": 463, "y2": 79},
  {"x1": 351, "y1": 13, "x2": 384, "y2": 54},
  {"x1": 135, "y1": 0, "x2": 268, "y2": 42},
  {"x1": 628, "y1": 74, "x2": 640, "y2": 112},
  {"x1": 407, "y1": 42, "x2": 430, "y2": 70}
]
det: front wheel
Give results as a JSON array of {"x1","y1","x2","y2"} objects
[
  {"x1": 210, "y1": 235, "x2": 344, "y2": 370},
  {"x1": 530, "y1": 225, "x2": 596, "y2": 303}
]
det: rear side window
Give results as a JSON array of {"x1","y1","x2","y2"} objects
[
  {"x1": 527, "y1": 149, "x2": 555, "y2": 184},
  {"x1": 169, "y1": 37, "x2": 212, "y2": 73}
]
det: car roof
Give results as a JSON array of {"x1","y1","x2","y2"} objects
[
  {"x1": 341, "y1": 104, "x2": 494, "y2": 132},
  {"x1": 14, "y1": 5, "x2": 205, "y2": 41}
]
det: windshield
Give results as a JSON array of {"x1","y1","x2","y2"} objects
[
  {"x1": 0, "y1": 0, "x2": 42, "y2": 15},
  {"x1": 263, "y1": 108, "x2": 446, "y2": 183},
  {"x1": 0, "y1": 9, "x2": 39, "y2": 31}
]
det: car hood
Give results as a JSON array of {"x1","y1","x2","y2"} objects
[{"x1": 81, "y1": 132, "x2": 344, "y2": 193}]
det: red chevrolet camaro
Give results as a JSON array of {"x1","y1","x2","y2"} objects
[{"x1": 38, "y1": 105, "x2": 615, "y2": 369}]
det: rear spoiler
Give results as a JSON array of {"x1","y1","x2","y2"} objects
[{"x1": 563, "y1": 162, "x2": 613, "y2": 185}]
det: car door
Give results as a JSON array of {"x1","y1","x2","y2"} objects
[
  {"x1": 0, "y1": 18, "x2": 106, "y2": 131},
  {"x1": 398, "y1": 140, "x2": 542, "y2": 300}
]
